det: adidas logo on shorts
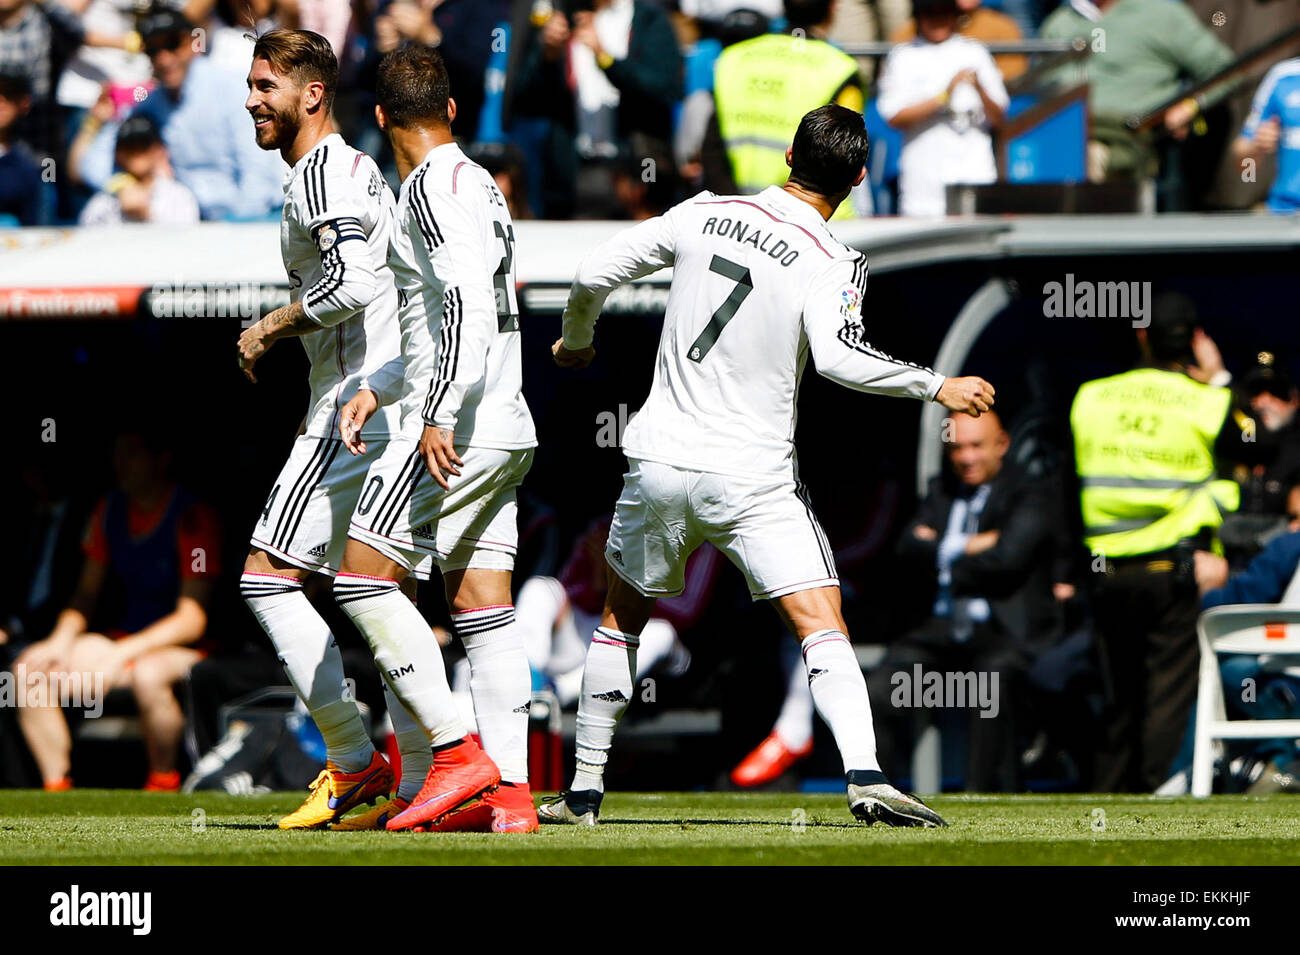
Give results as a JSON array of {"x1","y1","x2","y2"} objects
[
  {"x1": 808, "y1": 668, "x2": 828, "y2": 682},
  {"x1": 611, "y1": 549, "x2": 623, "y2": 565},
  {"x1": 512, "y1": 701, "x2": 531, "y2": 714},
  {"x1": 307, "y1": 543, "x2": 328, "y2": 559},
  {"x1": 412, "y1": 523, "x2": 435, "y2": 540},
  {"x1": 592, "y1": 689, "x2": 628, "y2": 703}
]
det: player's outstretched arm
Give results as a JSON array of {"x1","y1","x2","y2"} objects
[
  {"x1": 558, "y1": 208, "x2": 680, "y2": 363},
  {"x1": 804, "y1": 257, "x2": 949, "y2": 402}
]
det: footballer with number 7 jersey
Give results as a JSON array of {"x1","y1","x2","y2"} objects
[
  {"x1": 235, "y1": 30, "x2": 436, "y2": 830},
  {"x1": 330, "y1": 44, "x2": 539, "y2": 834},
  {"x1": 544, "y1": 104, "x2": 995, "y2": 828}
]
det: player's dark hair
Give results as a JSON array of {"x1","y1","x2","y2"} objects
[
  {"x1": 252, "y1": 29, "x2": 338, "y2": 114},
  {"x1": 375, "y1": 44, "x2": 450, "y2": 130},
  {"x1": 788, "y1": 104, "x2": 869, "y2": 198},
  {"x1": 784, "y1": 0, "x2": 834, "y2": 30}
]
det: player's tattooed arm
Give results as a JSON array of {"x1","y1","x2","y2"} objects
[{"x1": 236, "y1": 302, "x2": 317, "y2": 383}]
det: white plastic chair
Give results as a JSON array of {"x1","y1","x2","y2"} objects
[{"x1": 1191, "y1": 604, "x2": 1300, "y2": 796}]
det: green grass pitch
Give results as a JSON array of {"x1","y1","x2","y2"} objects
[{"x1": 2, "y1": 790, "x2": 1298, "y2": 865}]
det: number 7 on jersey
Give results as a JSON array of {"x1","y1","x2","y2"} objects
[{"x1": 688, "y1": 255, "x2": 753, "y2": 363}]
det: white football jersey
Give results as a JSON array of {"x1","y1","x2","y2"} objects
[
  {"x1": 385, "y1": 141, "x2": 535, "y2": 450},
  {"x1": 563, "y1": 186, "x2": 944, "y2": 481},
  {"x1": 280, "y1": 132, "x2": 403, "y2": 439}
]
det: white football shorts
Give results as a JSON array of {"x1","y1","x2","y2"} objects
[
  {"x1": 606, "y1": 458, "x2": 839, "y2": 601},
  {"x1": 348, "y1": 439, "x2": 534, "y2": 579},
  {"x1": 250, "y1": 435, "x2": 434, "y2": 576}
]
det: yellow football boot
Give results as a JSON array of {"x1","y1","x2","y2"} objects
[
  {"x1": 278, "y1": 751, "x2": 395, "y2": 830},
  {"x1": 331, "y1": 797, "x2": 410, "y2": 831}
]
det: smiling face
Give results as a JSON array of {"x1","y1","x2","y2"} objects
[{"x1": 245, "y1": 56, "x2": 307, "y2": 153}]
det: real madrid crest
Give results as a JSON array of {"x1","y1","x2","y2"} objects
[{"x1": 316, "y1": 224, "x2": 338, "y2": 252}]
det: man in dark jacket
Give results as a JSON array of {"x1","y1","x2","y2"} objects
[
  {"x1": 511, "y1": 0, "x2": 683, "y2": 218},
  {"x1": 868, "y1": 410, "x2": 1062, "y2": 791}
]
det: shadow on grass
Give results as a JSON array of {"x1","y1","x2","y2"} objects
[{"x1": 599, "y1": 818, "x2": 863, "y2": 829}]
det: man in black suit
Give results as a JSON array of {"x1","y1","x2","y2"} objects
[{"x1": 868, "y1": 410, "x2": 1062, "y2": 791}]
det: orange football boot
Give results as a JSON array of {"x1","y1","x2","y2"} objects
[
  {"x1": 386, "y1": 736, "x2": 500, "y2": 832},
  {"x1": 416, "y1": 781, "x2": 538, "y2": 833},
  {"x1": 730, "y1": 733, "x2": 812, "y2": 787},
  {"x1": 143, "y1": 770, "x2": 182, "y2": 792}
]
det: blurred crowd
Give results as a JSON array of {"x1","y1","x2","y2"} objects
[{"x1": 2, "y1": 0, "x2": 1299, "y2": 227}]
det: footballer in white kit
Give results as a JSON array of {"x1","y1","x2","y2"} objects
[
  {"x1": 545, "y1": 104, "x2": 995, "y2": 828},
  {"x1": 236, "y1": 30, "x2": 410, "y2": 830},
  {"x1": 330, "y1": 44, "x2": 539, "y2": 834},
  {"x1": 345, "y1": 143, "x2": 535, "y2": 579}
]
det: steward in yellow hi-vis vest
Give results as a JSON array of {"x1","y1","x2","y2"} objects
[
  {"x1": 1073, "y1": 367, "x2": 1238, "y2": 558},
  {"x1": 711, "y1": 1, "x2": 863, "y2": 220},
  {"x1": 1070, "y1": 296, "x2": 1241, "y2": 794}
]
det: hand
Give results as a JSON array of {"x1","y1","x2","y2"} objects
[
  {"x1": 388, "y1": 1, "x2": 429, "y2": 39},
  {"x1": 340, "y1": 389, "x2": 378, "y2": 455},
  {"x1": 553, "y1": 338, "x2": 596, "y2": 369},
  {"x1": 571, "y1": 11, "x2": 602, "y2": 55},
  {"x1": 374, "y1": 14, "x2": 400, "y2": 52},
  {"x1": 419, "y1": 424, "x2": 462, "y2": 490},
  {"x1": 1188, "y1": 327, "x2": 1225, "y2": 384},
  {"x1": 912, "y1": 524, "x2": 938, "y2": 542},
  {"x1": 432, "y1": 625, "x2": 452, "y2": 648},
  {"x1": 0, "y1": 627, "x2": 8, "y2": 646},
  {"x1": 1052, "y1": 582, "x2": 1076, "y2": 603},
  {"x1": 541, "y1": 11, "x2": 570, "y2": 59},
  {"x1": 947, "y1": 69, "x2": 976, "y2": 95},
  {"x1": 89, "y1": 86, "x2": 116, "y2": 126},
  {"x1": 237, "y1": 320, "x2": 272, "y2": 383},
  {"x1": 1194, "y1": 550, "x2": 1229, "y2": 594},
  {"x1": 935, "y1": 376, "x2": 995, "y2": 417},
  {"x1": 1254, "y1": 116, "x2": 1281, "y2": 154},
  {"x1": 965, "y1": 529, "x2": 999, "y2": 555},
  {"x1": 117, "y1": 181, "x2": 151, "y2": 221},
  {"x1": 1164, "y1": 99, "x2": 1198, "y2": 139}
]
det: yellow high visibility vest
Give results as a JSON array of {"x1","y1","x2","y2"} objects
[
  {"x1": 713, "y1": 33, "x2": 861, "y2": 220},
  {"x1": 1071, "y1": 367, "x2": 1239, "y2": 557}
]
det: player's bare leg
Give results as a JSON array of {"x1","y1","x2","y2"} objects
[
  {"x1": 130, "y1": 645, "x2": 203, "y2": 791},
  {"x1": 240, "y1": 548, "x2": 392, "y2": 829},
  {"x1": 539, "y1": 569, "x2": 656, "y2": 825},
  {"x1": 334, "y1": 538, "x2": 499, "y2": 831},
  {"x1": 15, "y1": 633, "x2": 126, "y2": 789},
  {"x1": 772, "y1": 586, "x2": 947, "y2": 828}
]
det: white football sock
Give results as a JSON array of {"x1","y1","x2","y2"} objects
[
  {"x1": 572, "y1": 627, "x2": 639, "y2": 793},
  {"x1": 774, "y1": 637, "x2": 815, "y2": 751},
  {"x1": 333, "y1": 574, "x2": 466, "y2": 747},
  {"x1": 240, "y1": 572, "x2": 373, "y2": 773},
  {"x1": 452, "y1": 605, "x2": 531, "y2": 785},
  {"x1": 384, "y1": 684, "x2": 430, "y2": 802},
  {"x1": 801, "y1": 630, "x2": 880, "y2": 773}
]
